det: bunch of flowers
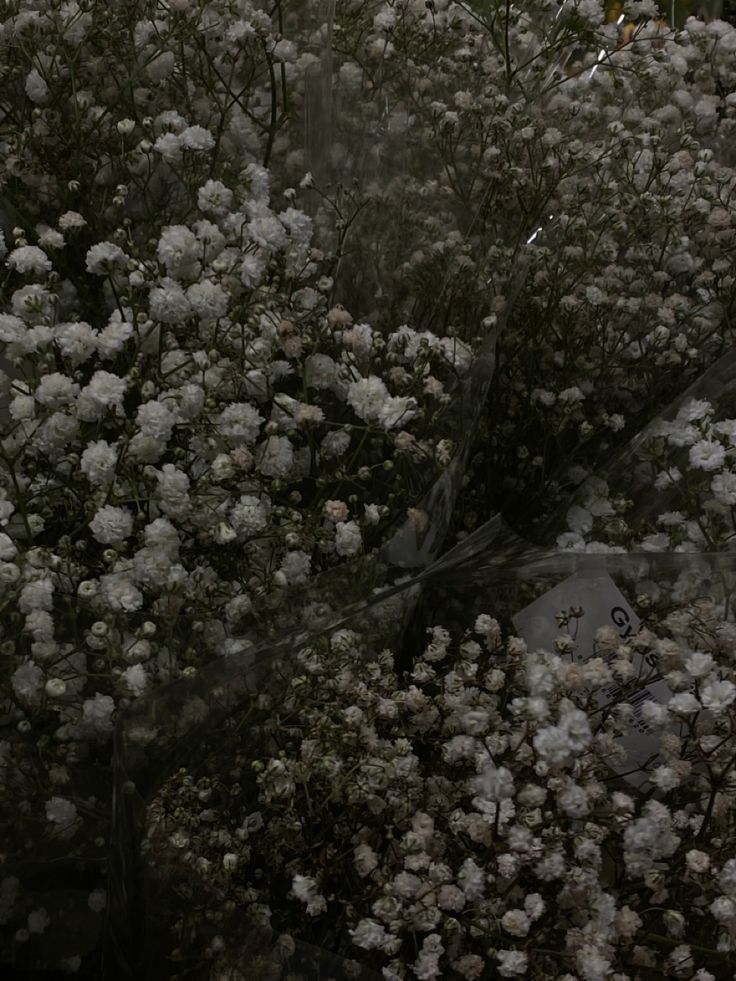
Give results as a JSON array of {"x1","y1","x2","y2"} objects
[
  {"x1": 0, "y1": 160, "x2": 476, "y2": 867},
  {"x1": 144, "y1": 590, "x2": 736, "y2": 980},
  {"x1": 2, "y1": 0, "x2": 736, "y2": 976}
]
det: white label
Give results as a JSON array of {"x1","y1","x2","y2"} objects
[{"x1": 513, "y1": 573, "x2": 670, "y2": 789}]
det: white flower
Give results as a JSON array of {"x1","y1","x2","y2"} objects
[
  {"x1": 557, "y1": 782, "x2": 589, "y2": 816},
  {"x1": 80, "y1": 440, "x2": 119, "y2": 486},
  {"x1": 155, "y1": 464, "x2": 190, "y2": 517},
  {"x1": 46, "y1": 797, "x2": 77, "y2": 826},
  {"x1": 678, "y1": 398, "x2": 713, "y2": 422},
  {"x1": 305, "y1": 354, "x2": 338, "y2": 389},
  {"x1": 279, "y1": 550, "x2": 311, "y2": 585},
  {"x1": 122, "y1": 664, "x2": 147, "y2": 697},
  {"x1": 78, "y1": 370, "x2": 128, "y2": 416},
  {"x1": 710, "y1": 896, "x2": 736, "y2": 923},
  {"x1": 350, "y1": 918, "x2": 390, "y2": 950},
  {"x1": 180, "y1": 125, "x2": 215, "y2": 151},
  {"x1": 35, "y1": 372, "x2": 79, "y2": 407},
  {"x1": 334, "y1": 520, "x2": 362, "y2": 557},
  {"x1": 558, "y1": 386, "x2": 585, "y2": 405},
  {"x1": 247, "y1": 214, "x2": 287, "y2": 252},
  {"x1": 496, "y1": 949, "x2": 528, "y2": 977},
  {"x1": 567, "y1": 505, "x2": 593, "y2": 534},
  {"x1": 413, "y1": 934, "x2": 444, "y2": 980},
  {"x1": 240, "y1": 250, "x2": 268, "y2": 288},
  {"x1": 85, "y1": 242, "x2": 128, "y2": 275},
  {"x1": 156, "y1": 225, "x2": 199, "y2": 276},
  {"x1": 87, "y1": 889, "x2": 106, "y2": 913},
  {"x1": 153, "y1": 132, "x2": 182, "y2": 162},
  {"x1": 58, "y1": 211, "x2": 86, "y2": 231},
  {"x1": 437, "y1": 884, "x2": 465, "y2": 912},
  {"x1": 89, "y1": 505, "x2": 134, "y2": 545},
  {"x1": 18, "y1": 578, "x2": 54, "y2": 613},
  {"x1": 8, "y1": 246, "x2": 52, "y2": 276},
  {"x1": 144, "y1": 517, "x2": 180, "y2": 555},
  {"x1": 524, "y1": 893, "x2": 545, "y2": 920},
  {"x1": 197, "y1": 179, "x2": 233, "y2": 215},
  {"x1": 683, "y1": 651, "x2": 714, "y2": 678},
  {"x1": 700, "y1": 679, "x2": 736, "y2": 715},
  {"x1": 354, "y1": 843, "x2": 379, "y2": 877},
  {"x1": 321, "y1": 430, "x2": 351, "y2": 458},
  {"x1": 99, "y1": 573, "x2": 143, "y2": 612},
  {"x1": 651, "y1": 766, "x2": 681, "y2": 792},
  {"x1": 685, "y1": 849, "x2": 710, "y2": 874},
  {"x1": 324, "y1": 500, "x2": 349, "y2": 523},
  {"x1": 347, "y1": 376, "x2": 390, "y2": 423},
  {"x1": 230, "y1": 495, "x2": 269, "y2": 536},
  {"x1": 256, "y1": 435, "x2": 294, "y2": 478},
  {"x1": 689, "y1": 440, "x2": 726, "y2": 471},
  {"x1": 452, "y1": 954, "x2": 484, "y2": 980},
  {"x1": 379, "y1": 395, "x2": 417, "y2": 429},
  {"x1": 149, "y1": 279, "x2": 194, "y2": 324},
  {"x1": 500, "y1": 909, "x2": 531, "y2": 937},
  {"x1": 54, "y1": 320, "x2": 98, "y2": 365},
  {"x1": 222, "y1": 852, "x2": 238, "y2": 872},
  {"x1": 576, "y1": 943, "x2": 613, "y2": 981},
  {"x1": 216, "y1": 403, "x2": 264, "y2": 445},
  {"x1": 473, "y1": 764, "x2": 515, "y2": 802},
  {"x1": 136, "y1": 400, "x2": 178, "y2": 442},
  {"x1": 25, "y1": 68, "x2": 49, "y2": 103},
  {"x1": 11, "y1": 661, "x2": 44, "y2": 702},
  {"x1": 9, "y1": 391, "x2": 34, "y2": 420},
  {"x1": 96, "y1": 315, "x2": 134, "y2": 359},
  {"x1": 280, "y1": 206, "x2": 313, "y2": 244},
  {"x1": 290, "y1": 874, "x2": 326, "y2": 916},
  {"x1": 654, "y1": 466, "x2": 682, "y2": 490},
  {"x1": 710, "y1": 471, "x2": 736, "y2": 506},
  {"x1": 27, "y1": 908, "x2": 50, "y2": 934},
  {"x1": 82, "y1": 693, "x2": 115, "y2": 734},
  {"x1": 45, "y1": 678, "x2": 67, "y2": 698},
  {"x1": 186, "y1": 280, "x2": 229, "y2": 320},
  {"x1": 193, "y1": 220, "x2": 225, "y2": 263},
  {"x1": 457, "y1": 857, "x2": 484, "y2": 900},
  {"x1": 667, "y1": 692, "x2": 701, "y2": 715}
]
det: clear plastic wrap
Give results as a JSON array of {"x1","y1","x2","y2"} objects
[
  {"x1": 418, "y1": 514, "x2": 736, "y2": 789},
  {"x1": 536, "y1": 345, "x2": 736, "y2": 551}
]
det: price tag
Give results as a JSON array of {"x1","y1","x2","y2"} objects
[{"x1": 512, "y1": 574, "x2": 671, "y2": 788}]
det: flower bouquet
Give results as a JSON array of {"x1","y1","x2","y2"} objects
[{"x1": 2, "y1": 0, "x2": 736, "y2": 978}]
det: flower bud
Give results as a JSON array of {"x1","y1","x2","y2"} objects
[{"x1": 45, "y1": 678, "x2": 67, "y2": 698}]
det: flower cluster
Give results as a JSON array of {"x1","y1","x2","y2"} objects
[{"x1": 145, "y1": 600, "x2": 736, "y2": 979}]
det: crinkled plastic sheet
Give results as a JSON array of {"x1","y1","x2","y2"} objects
[
  {"x1": 535, "y1": 345, "x2": 736, "y2": 546},
  {"x1": 416, "y1": 513, "x2": 736, "y2": 794}
]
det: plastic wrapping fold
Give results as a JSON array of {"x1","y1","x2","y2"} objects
[
  {"x1": 417, "y1": 514, "x2": 736, "y2": 793},
  {"x1": 535, "y1": 344, "x2": 736, "y2": 549}
]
